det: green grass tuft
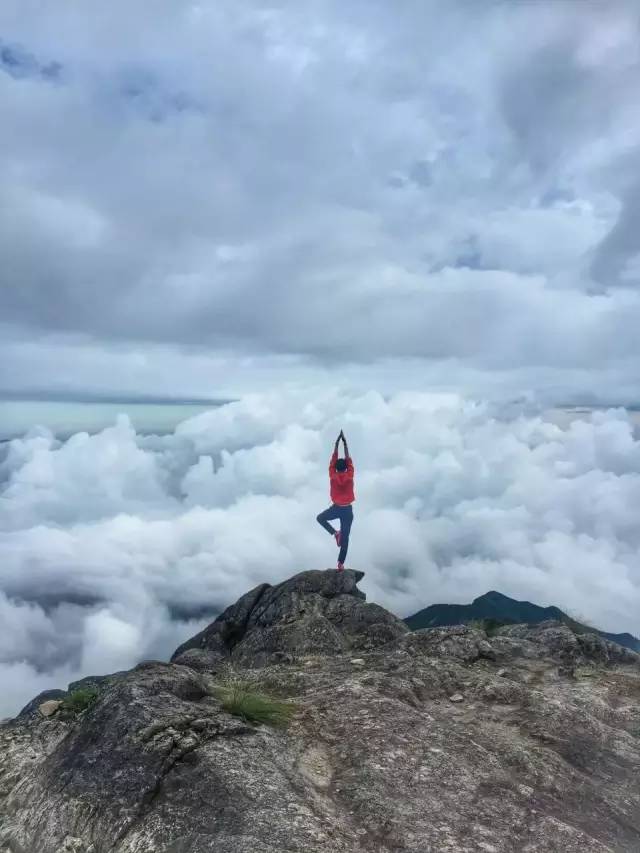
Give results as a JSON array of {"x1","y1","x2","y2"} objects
[
  {"x1": 212, "y1": 681, "x2": 297, "y2": 728},
  {"x1": 467, "y1": 617, "x2": 510, "y2": 638},
  {"x1": 63, "y1": 687, "x2": 99, "y2": 713}
]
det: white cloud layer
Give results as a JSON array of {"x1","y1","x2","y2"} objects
[{"x1": 2, "y1": 390, "x2": 640, "y2": 716}]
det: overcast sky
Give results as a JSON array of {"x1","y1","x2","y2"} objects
[{"x1": 1, "y1": 0, "x2": 639, "y2": 402}]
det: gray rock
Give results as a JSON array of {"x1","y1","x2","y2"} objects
[
  {"x1": 172, "y1": 647, "x2": 227, "y2": 672},
  {"x1": 233, "y1": 614, "x2": 346, "y2": 667},
  {"x1": 67, "y1": 672, "x2": 127, "y2": 694},
  {"x1": 172, "y1": 569, "x2": 408, "y2": 669},
  {"x1": 171, "y1": 581, "x2": 270, "y2": 660},
  {"x1": 1, "y1": 569, "x2": 639, "y2": 853},
  {"x1": 576, "y1": 630, "x2": 640, "y2": 665},
  {"x1": 402, "y1": 624, "x2": 496, "y2": 662}
]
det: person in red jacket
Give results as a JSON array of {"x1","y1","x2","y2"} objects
[{"x1": 316, "y1": 430, "x2": 355, "y2": 572}]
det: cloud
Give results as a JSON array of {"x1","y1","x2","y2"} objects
[
  {"x1": 2, "y1": 390, "x2": 640, "y2": 716},
  {"x1": 0, "y1": 1, "x2": 639, "y2": 397}
]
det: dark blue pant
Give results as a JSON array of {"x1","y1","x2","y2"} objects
[{"x1": 316, "y1": 504, "x2": 353, "y2": 564}]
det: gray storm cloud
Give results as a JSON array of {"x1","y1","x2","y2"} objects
[{"x1": 0, "y1": 0, "x2": 639, "y2": 395}]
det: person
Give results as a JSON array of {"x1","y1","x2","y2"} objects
[{"x1": 316, "y1": 430, "x2": 355, "y2": 572}]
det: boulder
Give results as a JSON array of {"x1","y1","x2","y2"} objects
[
  {"x1": 18, "y1": 689, "x2": 67, "y2": 719},
  {"x1": 402, "y1": 624, "x2": 496, "y2": 662},
  {"x1": 38, "y1": 700, "x2": 63, "y2": 717},
  {"x1": 172, "y1": 569, "x2": 408, "y2": 668},
  {"x1": 172, "y1": 648, "x2": 227, "y2": 672},
  {"x1": 500, "y1": 621, "x2": 640, "y2": 668}
]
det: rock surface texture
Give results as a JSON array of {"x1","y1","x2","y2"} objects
[{"x1": 1, "y1": 569, "x2": 640, "y2": 853}]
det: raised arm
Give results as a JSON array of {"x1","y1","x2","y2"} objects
[
  {"x1": 341, "y1": 433, "x2": 353, "y2": 471},
  {"x1": 330, "y1": 433, "x2": 340, "y2": 467}
]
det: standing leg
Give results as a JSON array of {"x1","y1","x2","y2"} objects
[
  {"x1": 317, "y1": 505, "x2": 339, "y2": 535},
  {"x1": 338, "y1": 506, "x2": 353, "y2": 565}
]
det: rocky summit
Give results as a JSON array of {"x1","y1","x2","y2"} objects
[{"x1": 1, "y1": 570, "x2": 640, "y2": 853}]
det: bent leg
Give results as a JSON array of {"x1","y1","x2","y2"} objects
[
  {"x1": 317, "y1": 505, "x2": 339, "y2": 535},
  {"x1": 338, "y1": 507, "x2": 353, "y2": 564}
]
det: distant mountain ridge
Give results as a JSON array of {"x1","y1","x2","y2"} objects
[{"x1": 405, "y1": 590, "x2": 640, "y2": 652}]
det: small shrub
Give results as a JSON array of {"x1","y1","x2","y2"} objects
[
  {"x1": 575, "y1": 665, "x2": 598, "y2": 679},
  {"x1": 467, "y1": 618, "x2": 510, "y2": 638},
  {"x1": 484, "y1": 618, "x2": 511, "y2": 637},
  {"x1": 212, "y1": 681, "x2": 297, "y2": 728},
  {"x1": 63, "y1": 687, "x2": 99, "y2": 713}
]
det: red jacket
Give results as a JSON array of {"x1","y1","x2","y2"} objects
[{"x1": 329, "y1": 450, "x2": 355, "y2": 505}]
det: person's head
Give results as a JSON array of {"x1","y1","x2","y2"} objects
[{"x1": 335, "y1": 458, "x2": 347, "y2": 473}]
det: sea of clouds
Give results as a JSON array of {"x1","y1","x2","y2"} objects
[{"x1": 2, "y1": 388, "x2": 640, "y2": 717}]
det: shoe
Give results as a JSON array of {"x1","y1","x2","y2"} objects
[
  {"x1": 334, "y1": 530, "x2": 342, "y2": 547},
  {"x1": 337, "y1": 562, "x2": 344, "y2": 572}
]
